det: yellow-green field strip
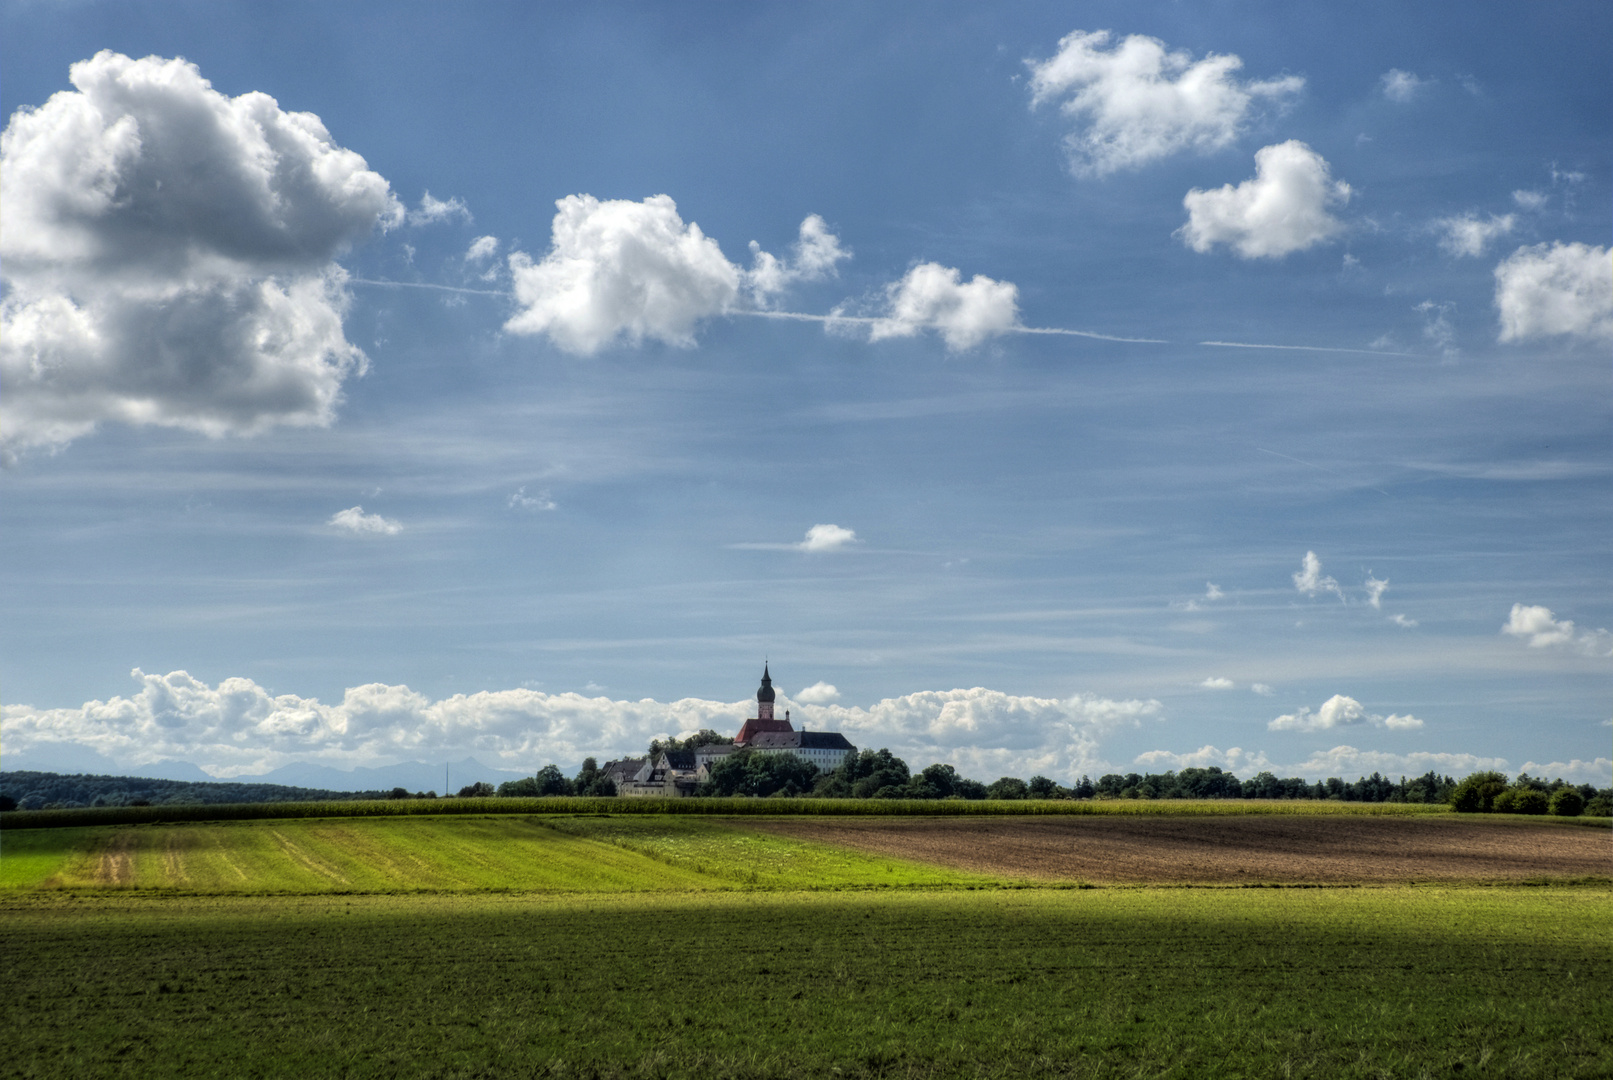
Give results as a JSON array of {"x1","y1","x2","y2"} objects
[{"x1": 0, "y1": 815, "x2": 1007, "y2": 894}]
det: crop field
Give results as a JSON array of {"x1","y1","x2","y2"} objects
[
  {"x1": 2, "y1": 810, "x2": 1608, "y2": 1078},
  {"x1": 2, "y1": 885, "x2": 1609, "y2": 1079},
  {"x1": 0, "y1": 816, "x2": 997, "y2": 893},
  {"x1": 750, "y1": 813, "x2": 1612, "y2": 884}
]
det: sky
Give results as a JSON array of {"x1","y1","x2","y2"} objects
[{"x1": 2, "y1": 0, "x2": 1609, "y2": 787}]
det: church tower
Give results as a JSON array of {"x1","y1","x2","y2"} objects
[
  {"x1": 757, "y1": 663, "x2": 776, "y2": 721},
  {"x1": 734, "y1": 663, "x2": 795, "y2": 745}
]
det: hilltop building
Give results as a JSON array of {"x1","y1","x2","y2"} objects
[{"x1": 608, "y1": 666, "x2": 857, "y2": 797}]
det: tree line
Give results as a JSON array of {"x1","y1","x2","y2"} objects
[{"x1": 6, "y1": 756, "x2": 1607, "y2": 816}]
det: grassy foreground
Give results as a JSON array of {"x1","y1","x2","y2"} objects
[{"x1": 1, "y1": 885, "x2": 1607, "y2": 1079}]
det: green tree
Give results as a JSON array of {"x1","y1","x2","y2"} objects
[
  {"x1": 699, "y1": 749, "x2": 818, "y2": 798},
  {"x1": 1450, "y1": 771, "x2": 1509, "y2": 813},
  {"x1": 533, "y1": 764, "x2": 574, "y2": 796},
  {"x1": 1026, "y1": 775, "x2": 1060, "y2": 799},
  {"x1": 814, "y1": 748, "x2": 911, "y2": 798},
  {"x1": 987, "y1": 777, "x2": 1029, "y2": 800},
  {"x1": 457, "y1": 781, "x2": 496, "y2": 798},
  {"x1": 1548, "y1": 787, "x2": 1585, "y2": 817},
  {"x1": 1494, "y1": 787, "x2": 1548, "y2": 814}
]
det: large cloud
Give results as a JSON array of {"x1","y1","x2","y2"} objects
[
  {"x1": 867, "y1": 263, "x2": 1020, "y2": 350},
  {"x1": 1494, "y1": 242, "x2": 1613, "y2": 342},
  {"x1": 504, "y1": 196, "x2": 844, "y2": 354},
  {"x1": 0, "y1": 51, "x2": 402, "y2": 460},
  {"x1": 1179, "y1": 141, "x2": 1350, "y2": 258},
  {"x1": 3, "y1": 670, "x2": 1160, "y2": 783},
  {"x1": 1026, "y1": 30, "x2": 1302, "y2": 175},
  {"x1": 1269, "y1": 694, "x2": 1423, "y2": 732}
]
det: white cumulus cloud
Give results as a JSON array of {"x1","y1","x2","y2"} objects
[
  {"x1": 802, "y1": 687, "x2": 1163, "y2": 782},
  {"x1": 1269, "y1": 694, "x2": 1423, "y2": 732},
  {"x1": 464, "y1": 235, "x2": 499, "y2": 262},
  {"x1": 503, "y1": 197, "x2": 844, "y2": 354},
  {"x1": 329, "y1": 506, "x2": 402, "y2": 536},
  {"x1": 1294, "y1": 745, "x2": 1509, "y2": 779},
  {"x1": 1433, "y1": 213, "x2": 1514, "y2": 257},
  {"x1": 2, "y1": 670, "x2": 1162, "y2": 783},
  {"x1": 1200, "y1": 676, "x2": 1235, "y2": 690},
  {"x1": 1179, "y1": 141, "x2": 1350, "y2": 258},
  {"x1": 505, "y1": 194, "x2": 742, "y2": 354},
  {"x1": 0, "y1": 51, "x2": 401, "y2": 461},
  {"x1": 867, "y1": 263, "x2": 1019, "y2": 350},
  {"x1": 1026, "y1": 30, "x2": 1302, "y2": 175},
  {"x1": 1502, "y1": 603, "x2": 1613, "y2": 656},
  {"x1": 1293, "y1": 551, "x2": 1344, "y2": 601},
  {"x1": 1134, "y1": 745, "x2": 1275, "y2": 773},
  {"x1": 1250, "y1": 683, "x2": 1275, "y2": 696},
  {"x1": 1494, "y1": 242, "x2": 1613, "y2": 342},
  {"x1": 1390, "y1": 613, "x2": 1419, "y2": 628},
  {"x1": 797, "y1": 523, "x2": 857, "y2": 552},
  {"x1": 792, "y1": 681, "x2": 841, "y2": 705},
  {"x1": 746, "y1": 214, "x2": 849, "y2": 306}
]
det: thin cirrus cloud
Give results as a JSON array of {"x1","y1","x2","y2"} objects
[
  {"x1": 1433, "y1": 213, "x2": 1515, "y2": 258},
  {"x1": 328, "y1": 506, "x2": 402, "y2": 536},
  {"x1": 1379, "y1": 69, "x2": 1433, "y2": 102},
  {"x1": 1025, "y1": 29, "x2": 1303, "y2": 176},
  {"x1": 1269, "y1": 694, "x2": 1423, "y2": 732},
  {"x1": 1178, "y1": 141, "x2": 1351, "y2": 259},
  {"x1": 1292, "y1": 551, "x2": 1344, "y2": 601},
  {"x1": 1493, "y1": 242, "x2": 1613, "y2": 342},
  {"x1": 502, "y1": 194, "x2": 848, "y2": 355},
  {"x1": 0, "y1": 52, "x2": 402, "y2": 462}
]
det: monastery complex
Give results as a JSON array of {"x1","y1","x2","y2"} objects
[{"x1": 603, "y1": 666, "x2": 857, "y2": 797}]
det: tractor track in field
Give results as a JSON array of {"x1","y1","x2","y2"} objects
[{"x1": 746, "y1": 814, "x2": 1612, "y2": 884}]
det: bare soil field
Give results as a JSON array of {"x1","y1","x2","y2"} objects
[{"x1": 748, "y1": 814, "x2": 1612, "y2": 884}]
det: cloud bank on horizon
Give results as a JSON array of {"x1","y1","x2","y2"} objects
[{"x1": 15, "y1": 666, "x2": 1601, "y2": 785}]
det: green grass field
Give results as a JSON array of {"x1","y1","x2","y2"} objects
[{"x1": 2, "y1": 885, "x2": 1607, "y2": 1079}]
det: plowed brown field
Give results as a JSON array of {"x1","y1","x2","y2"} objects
[{"x1": 748, "y1": 814, "x2": 1611, "y2": 883}]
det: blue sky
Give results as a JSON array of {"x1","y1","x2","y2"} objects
[{"x1": 3, "y1": 0, "x2": 1609, "y2": 786}]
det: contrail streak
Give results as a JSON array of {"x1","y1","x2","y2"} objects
[
  {"x1": 346, "y1": 278, "x2": 1414, "y2": 354},
  {"x1": 1201, "y1": 340, "x2": 1417, "y2": 357},
  {"x1": 349, "y1": 278, "x2": 509, "y2": 296}
]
